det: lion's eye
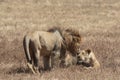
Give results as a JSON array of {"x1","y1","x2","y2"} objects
[{"x1": 82, "y1": 52, "x2": 84, "y2": 55}]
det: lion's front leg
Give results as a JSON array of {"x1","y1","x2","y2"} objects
[
  {"x1": 43, "y1": 56, "x2": 51, "y2": 70},
  {"x1": 50, "y1": 54, "x2": 55, "y2": 69},
  {"x1": 50, "y1": 51, "x2": 61, "y2": 69}
]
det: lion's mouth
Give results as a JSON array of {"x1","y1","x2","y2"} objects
[
  {"x1": 81, "y1": 62, "x2": 91, "y2": 67},
  {"x1": 77, "y1": 61, "x2": 91, "y2": 67},
  {"x1": 77, "y1": 61, "x2": 83, "y2": 65}
]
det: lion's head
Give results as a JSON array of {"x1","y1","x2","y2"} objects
[
  {"x1": 77, "y1": 49, "x2": 100, "y2": 68},
  {"x1": 62, "y1": 29, "x2": 82, "y2": 54}
]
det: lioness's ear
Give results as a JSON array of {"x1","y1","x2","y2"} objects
[{"x1": 85, "y1": 49, "x2": 91, "y2": 55}]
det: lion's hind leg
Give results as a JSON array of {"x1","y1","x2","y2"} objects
[
  {"x1": 33, "y1": 49, "x2": 40, "y2": 74},
  {"x1": 27, "y1": 62, "x2": 36, "y2": 74}
]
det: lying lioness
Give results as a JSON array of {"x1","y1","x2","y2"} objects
[
  {"x1": 77, "y1": 49, "x2": 100, "y2": 68},
  {"x1": 60, "y1": 49, "x2": 100, "y2": 69}
]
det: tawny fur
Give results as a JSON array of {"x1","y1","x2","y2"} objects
[
  {"x1": 77, "y1": 49, "x2": 100, "y2": 69},
  {"x1": 23, "y1": 30, "x2": 64, "y2": 74},
  {"x1": 59, "y1": 28, "x2": 82, "y2": 67},
  {"x1": 23, "y1": 27, "x2": 82, "y2": 73},
  {"x1": 60, "y1": 51, "x2": 77, "y2": 67}
]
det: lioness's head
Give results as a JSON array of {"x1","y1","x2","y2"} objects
[{"x1": 77, "y1": 49, "x2": 100, "y2": 68}]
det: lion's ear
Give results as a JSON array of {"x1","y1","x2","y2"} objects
[{"x1": 85, "y1": 49, "x2": 91, "y2": 55}]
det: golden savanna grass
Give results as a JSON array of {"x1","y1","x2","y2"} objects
[{"x1": 0, "y1": 0, "x2": 120, "y2": 80}]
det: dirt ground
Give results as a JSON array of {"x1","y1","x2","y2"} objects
[{"x1": 0, "y1": 0, "x2": 120, "y2": 80}]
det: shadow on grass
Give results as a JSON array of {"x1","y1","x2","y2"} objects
[
  {"x1": 7, "y1": 66, "x2": 45, "y2": 74},
  {"x1": 7, "y1": 67, "x2": 31, "y2": 74}
]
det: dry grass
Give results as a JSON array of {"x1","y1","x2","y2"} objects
[{"x1": 0, "y1": 0, "x2": 120, "y2": 80}]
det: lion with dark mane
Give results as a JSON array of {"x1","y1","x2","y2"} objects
[
  {"x1": 23, "y1": 27, "x2": 82, "y2": 73},
  {"x1": 23, "y1": 29, "x2": 64, "y2": 74}
]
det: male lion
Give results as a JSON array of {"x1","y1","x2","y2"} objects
[
  {"x1": 77, "y1": 49, "x2": 100, "y2": 68},
  {"x1": 23, "y1": 27, "x2": 82, "y2": 73},
  {"x1": 23, "y1": 30, "x2": 64, "y2": 74}
]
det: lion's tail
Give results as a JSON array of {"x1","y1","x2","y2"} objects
[{"x1": 23, "y1": 36, "x2": 32, "y2": 64}]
